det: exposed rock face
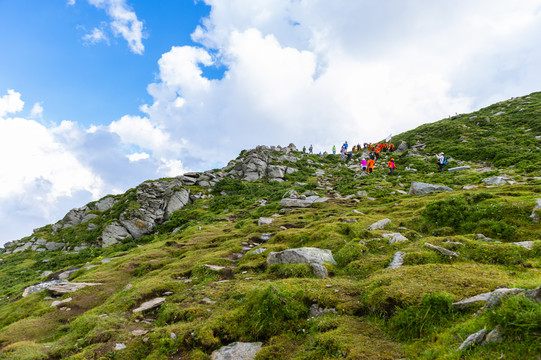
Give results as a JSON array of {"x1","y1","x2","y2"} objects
[
  {"x1": 452, "y1": 288, "x2": 525, "y2": 310},
  {"x1": 367, "y1": 219, "x2": 391, "y2": 230},
  {"x1": 211, "y1": 342, "x2": 263, "y2": 360},
  {"x1": 408, "y1": 182, "x2": 454, "y2": 196},
  {"x1": 101, "y1": 222, "x2": 132, "y2": 248},
  {"x1": 62, "y1": 206, "x2": 90, "y2": 228},
  {"x1": 94, "y1": 196, "x2": 117, "y2": 211},
  {"x1": 227, "y1": 144, "x2": 299, "y2": 182}
]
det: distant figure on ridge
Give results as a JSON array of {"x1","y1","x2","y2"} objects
[
  {"x1": 309, "y1": 145, "x2": 313, "y2": 154},
  {"x1": 302, "y1": 146, "x2": 306, "y2": 153},
  {"x1": 332, "y1": 145, "x2": 336, "y2": 155}
]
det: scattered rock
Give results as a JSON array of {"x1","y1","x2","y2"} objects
[
  {"x1": 382, "y1": 233, "x2": 408, "y2": 245},
  {"x1": 308, "y1": 303, "x2": 338, "y2": 318},
  {"x1": 511, "y1": 241, "x2": 534, "y2": 250},
  {"x1": 279, "y1": 196, "x2": 329, "y2": 208},
  {"x1": 482, "y1": 326, "x2": 503, "y2": 344},
  {"x1": 47, "y1": 282, "x2": 102, "y2": 296},
  {"x1": 397, "y1": 141, "x2": 408, "y2": 152},
  {"x1": 309, "y1": 263, "x2": 329, "y2": 278},
  {"x1": 475, "y1": 233, "x2": 492, "y2": 241},
  {"x1": 482, "y1": 176, "x2": 510, "y2": 185},
  {"x1": 211, "y1": 342, "x2": 263, "y2": 360},
  {"x1": 114, "y1": 343, "x2": 126, "y2": 351},
  {"x1": 408, "y1": 182, "x2": 454, "y2": 196},
  {"x1": 458, "y1": 328, "x2": 486, "y2": 351},
  {"x1": 132, "y1": 329, "x2": 148, "y2": 336},
  {"x1": 367, "y1": 219, "x2": 391, "y2": 230},
  {"x1": 100, "y1": 222, "x2": 132, "y2": 248},
  {"x1": 267, "y1": 247, "x2": 336, "y2": 278},
  {"x1": 424, "y1": 242, "x2": 458, "y2": 257},
  {"x1": 259, "y1": 233, "x2": 274, "y2": 242},
  {"x1": 448, "y1": 166, "x2": 471, "y2": 172},
  {"x1": 22, "y1": 280, "x2": 68, "y2": 297},
  {"x1": 387, "y1": 251, "x2": 406, "y2": 269},
  {"x1": 453, "y1": 288, "x2": 524, "y2": 310},
  {"x1": 133, "y1": 297, "x2": 166, "y2": 313},
  {"x1": 250, "y1": 248, "x2": 267, "y2": 255},
  {"x1": 356, "y1": 190, "x2": 368, "y2": 197},
  {"x1": 258, "y1": 217, "x2": 274, "y2": 226},
  {"x1": 51, "y1": 297, "x2": 72, "y2": 307}
]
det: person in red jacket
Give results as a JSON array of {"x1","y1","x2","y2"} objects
[{"x1": 388, "y1": 158, "x2": 396, "y2": 175}]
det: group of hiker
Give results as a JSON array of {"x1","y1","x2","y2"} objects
[{"x1": 302, "y1": 142, "x2": 447, "y2": 174}]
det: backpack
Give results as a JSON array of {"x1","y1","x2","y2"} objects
[{"x1": 443, "y1": 157, "x2": 447, "y2": 165}]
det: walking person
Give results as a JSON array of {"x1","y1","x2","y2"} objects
[
  {"x1": 387, "y1": 158, "x2": 396, "y2": 175},
  {"x1": 360, "y1": 158, "x2": 367, "y2": 172},
  {"x1": 367, "y1": 158, "x2": 375, "y2": 174},
  {"x1": 309, "y1": 145, "x2": 313, "y2": 154},
  {"x1": 436, "y1": 152, "x2": 446, "y2": 172},
  {"x1": 332, "y1": 145, "x2": 336, "y2": 155}
]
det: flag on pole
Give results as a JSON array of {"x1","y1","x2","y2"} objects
[{"x1": 385, "y1": 133, "x2": 392, "y2": 142}]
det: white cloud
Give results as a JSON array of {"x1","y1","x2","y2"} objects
[
  {"x1": 83, "y1": 27, "x2": 110, "y2": 46},
  {"x1": 67, "y1": 0, "x2": 76, "y2": 6},
  {"x1": 87, "y1": 0, "x2": 145, "y2": 54},
  {"x1": 0, "y1": 89, "x2": 24, "y2": 117},
  {"x1": 30, "y1": 102, "x2": 43, "y2": 119},
  {"x1": 127, "y1": 152, "x2": 149, "y2": 162}
]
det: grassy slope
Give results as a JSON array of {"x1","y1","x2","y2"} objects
[{"x1": 0, "y1": 93, "x2": 540, "y2": 359}]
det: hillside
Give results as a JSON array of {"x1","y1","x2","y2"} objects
[{"x1": 0, "y1": 94, "x2": 540, "y2": 360}]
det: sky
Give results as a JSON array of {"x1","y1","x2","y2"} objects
[{"x1": 1, "y1": 0, "x2": 541, "y2": 246}]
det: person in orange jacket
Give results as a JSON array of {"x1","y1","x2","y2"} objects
[
  {"x1": 388, "y1": 158, "x2": 396, "y2": 175},
  {"x1": 367, "y1": 158, "x2": 375, "y2": 174}
]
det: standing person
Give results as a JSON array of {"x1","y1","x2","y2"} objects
[
  {"x1": 436, "y1": 152, "x2": 446, "y2": 172},
  {"x1": 387, "y1": 158, "x2": 396, "y2": 175},
  {"x1": 332, "y1": 145, "x2": 336, "y2": 155},
  {"x1": 360, "y1": 158, "x2": 367, "y2": 172},
  {"x1": 303, "y1": 146, "x2": 306, "y2": 153},
  {"x1": 309, "y1": 145, "x2": 313, "y2": 154},
  {"x1": 375, "y1": 146, "x2": 381, "y2": 160},
  {"x1": 369, "y1": 152, "x2": 375, "y2": 160},
  {"x1": 367, "y1": 158, "x2": 375, "y2": 174},
  {"x1": 344, "y1": 141, "x2": 348, "y2": 151},
  {"x1": 346, "y1": 152, "x2": 352, "y2": 163}
]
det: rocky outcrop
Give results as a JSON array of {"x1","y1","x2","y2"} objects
[
  {"x1": 211, "y1": 342, "x2": 263, "y2": 360},
  {"x1": 408, "y1": 182, "x2": 453, "y2": 196},
  {"x1": 47, "y1": 282, "x2": 102, "y2": 296},
  {"x1": 482, "y1": 176, "x2": 510, "y2": 185},
  {"x1": 382, "y1": 233, "x2": 408, "y2": 244},
  {"x1": 388, "y1": 251, "x2": 406, "y2": 269},
  {"x1": 101, "y1": 222, "x2": 132, "y2": 248},
  {"x1": 452, "y1": 288, "x2": 526, "y2": 310},
  {"x1": 226, "y1": 144, "x2": 299, "y2": 182},
  {"x1": 397, "y1": 141, "x2": 408, "y2": 152}
]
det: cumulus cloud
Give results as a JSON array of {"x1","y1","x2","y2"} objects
[
  {"x1": 87, "y1": 0, "x2": 145, "y2": 54},
  {"x1": 0, "y1": 89, "x2": 24, "y2": 117},
  {"x1": 30, "y1": 102, "x2": 43, "y2": 119},
  {"x1": 128, "y1": 152, "x2": 150, "y2": 162},
  {"x1": 83, "y1": 27, "x2": 110, "y2": 46},
  {"x1": 133, "y1": 0, "x2": 541, "y2": 166}
]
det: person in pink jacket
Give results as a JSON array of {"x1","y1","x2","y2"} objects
[{"x1": 360, "y1": 158, "x2": 367, "y2": 172}]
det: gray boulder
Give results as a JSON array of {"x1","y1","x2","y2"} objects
[
  {"x1": 458, "y1": 328, "x2": 486, "y2": 351},
  {"x1": 45, "y1": 242, "x2": 64, "y2": 251},
  {"x1": 62, "y1": 206, "x2": 90, "y2": 227},
  {"x1": 211, "y1": 342, "x2": 263, "y2": 360},
  {"x1": 101, "y1": 222, "x2": 132, "y2": 248},
  {"x1": 408, "y1": 182, "x2": 453, "y2": 196},
  {"x1": 448, "y1": 165, "x2": 471, "y2": 172},
  {"x1": 267, "y1": 247, "x2": 337, "y2": 275},
  {"x1": 280, "y1": 196, "x2": 328, "y2": 208},
  {"x1": 397, "y1": 141, "x2": 408, "y2": 152},
  {"x1": 452, "y1": 288, "x2": 524, "y2": 310},
  {"x1": 382, "y1": 233, "x2": 408, "y2": 244},
  {"x1": 482, "y1": 176, "x2": 510, "y2": 185},
  {"x1": 47, "y1": 282, "x2": 102, "y2": 296},
  {"x1": 165, "y1": 188, "x2": 190, "y2": 217},
  {"x1": 258, "y1": 217, "x2": 274, "y2": 226},
  {"x1": 133, "y1": 297, "x2": 166, "y2": 313},
  {"x1": 367, "y1": 219, "x2": 391, "y2": 230},
  {"x1": 22, "y1": 280, "x2": 67, "y2": 297}
]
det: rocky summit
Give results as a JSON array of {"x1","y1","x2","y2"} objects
[{"x1": 0, "y1": 93, "x2": 540, "y2": 359}]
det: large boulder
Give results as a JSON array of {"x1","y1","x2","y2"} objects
[
  {"x1": 267, "y1": 247, "x2": 337, "y2": 267},
  {"x1": 367, "y1": 219, "x2": 391, "y2": 230},
  {"x1": 93, "y1": 196, "x2": 117, "y2": 212},
  {"x1": 165, "y1": 188, "x2": 191, "y2": 217},
  {"x1": 280, "y1": 196, "x2": 328, "y2": 208},
  {"x1": 47, "y1": 282, "x2": 102, "y2": 296},
  {"x1": 482, "y1": 176, "x2": 510, "y2": 185},
  {"x1": 397, "y1": 141, "x2": 408, "y2": 152},
  {"x1": 211, "y1": 342, "x2": 263, "y2": 360},
  {"x1": 101, "y1": 222, "x2": 132, "y2": 248},
  {"x1": 408, "y1": 182, "x2": 454, "y2": 196},
  {"x1": 62, "y1": 206, "x2": 90, "y2": 227}
]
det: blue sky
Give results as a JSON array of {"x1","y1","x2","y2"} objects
[{"x1": 1, "y1": 0, "x2": 541, "y2": 246}]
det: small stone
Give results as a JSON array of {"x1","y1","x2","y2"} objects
[
  {"x1": 424, "y1": 242, "x2": 458, "y2": 257},
  {"x1": 124, "y1": 284, "x2": 133, "y2": 291},
  {"x1": 115, "y1": 343, "x2": 126, "y2": 351},
  {"x1": 133, "y1": 297, "x2": 166, "y2": 313},
  {"x1": 132, "y1": 329, "x2": 148, "y2": 336},
  {"x1": 258, "y1": 217, "x2": 274, "y2": 226},
  {"x1": 367, "y1": 219, "x2": 391, "y2": 230},
  {"x1": 170, "y1": 332, "x2": 177, "y2": 340}
]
